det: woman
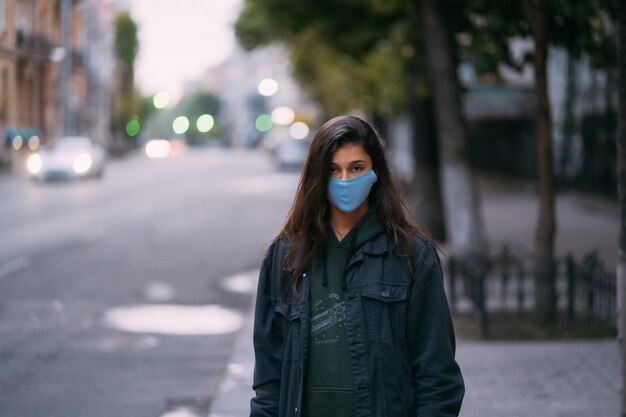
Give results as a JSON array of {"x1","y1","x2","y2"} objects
[{"x1": 250, "y1": 115, "x2": 464, "y2": 417}]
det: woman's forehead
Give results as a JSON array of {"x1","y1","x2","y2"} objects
[{"x1": 331, "y1": 143, "x2": 371, "y2": 163}]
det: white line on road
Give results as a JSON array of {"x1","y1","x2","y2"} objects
[{"x1": 0, "y1": 256, "x2": 31, "y2": 279}]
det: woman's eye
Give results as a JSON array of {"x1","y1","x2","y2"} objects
[
  {"x1": 329, "y1": 166, "x2": 337, "y2": 174},
  {"x1": 352, "y1": 166, "x2": 363, "y2": 172}
]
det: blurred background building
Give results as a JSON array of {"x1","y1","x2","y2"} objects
[
  {"x1": 0, "y1": 0, "x2": 116, "y2": 171},
  {"x1": 461, "y1": 39, "x2": 617, "y2": 195}
]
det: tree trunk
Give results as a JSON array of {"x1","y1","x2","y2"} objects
[
  {"x1": 558, "y1": 53, "x2": 577, "y2": 179},
  {"x1": 616, "y1": 2, "x2": 626, "y2": 415},
  {"x1": 419, "y1": 0, "x2": 486, "y2": 254},
  {"x1": 525, "y1": 0, "x2": 557, "y2": 323},
  {"x1": 409, "y1": 96, "x2": 446, "y2": 241}
]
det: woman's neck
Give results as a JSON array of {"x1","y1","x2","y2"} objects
[{"x1": 329, "y1": 202, "x2": 369, "y2": 241}]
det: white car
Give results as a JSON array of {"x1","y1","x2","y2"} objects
[{"x1": 27, "y1": 136, "x2": 106, "y2": 181}]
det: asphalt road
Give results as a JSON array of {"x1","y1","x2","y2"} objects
[{"x1": 0, "y1": 147, "x2": 298, "y2": 417}]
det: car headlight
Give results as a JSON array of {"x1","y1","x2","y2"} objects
[
  {"x1": 27, "y1": 154, "x2": 42, "y2": 174},
  {"x1": 73, "y1": 153, "x2": 92, "y2": 174}
]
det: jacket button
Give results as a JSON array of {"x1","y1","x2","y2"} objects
[{"x1": 381, "y1": 290, "x2": 390, "y2": 298}]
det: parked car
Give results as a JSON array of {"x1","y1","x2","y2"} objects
[
  {"x1": 272, "y1": 139, "x2": 309, "y2": 170},
  {"x1": 26, "y1": 136, "x2": 106, "y2": 181}
]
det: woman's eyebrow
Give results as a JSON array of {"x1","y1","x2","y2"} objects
[{"x1": 330, "y1": 159, "x2": 367, "y2": 165}]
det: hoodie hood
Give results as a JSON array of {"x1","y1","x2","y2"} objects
[{"x1": 323, "y1": 211, "x2": 385, "y2": 288}]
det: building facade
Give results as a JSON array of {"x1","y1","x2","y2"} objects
[{"x1": 0, "y1": 0, "x2": 115, "y2": 170}]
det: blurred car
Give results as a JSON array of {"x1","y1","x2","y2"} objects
[
  {"x1": 273, "y1": 139, "x2": 309, "y2": 170},
  {"x1": 26, "y1": 136, "x2": 106, "y2": 181}
]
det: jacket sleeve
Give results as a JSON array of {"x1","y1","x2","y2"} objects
[
  {"x1": 407, "y1": 240, "x2": 465, "y2": 417},
  {"x1": 250, "y1": 242, "x2": 283, "y2": 417}
]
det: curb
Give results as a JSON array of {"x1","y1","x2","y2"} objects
[{"x1": 207, "y1": 271, "x2": 258, "y2": 417}]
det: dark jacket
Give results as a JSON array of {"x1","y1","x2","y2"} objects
[{"x1": 250, "y1": 232, "x2": 464, "y2": 417}]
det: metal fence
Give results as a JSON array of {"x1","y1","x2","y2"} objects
[{"x1": 447, "y1": 243, "x2": 616, "y2": 339}]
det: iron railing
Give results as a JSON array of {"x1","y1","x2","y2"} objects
[{"x1": 447, "y1": 244, "x2": 616, "y2": 338}]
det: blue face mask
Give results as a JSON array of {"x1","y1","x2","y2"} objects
[{"x1": 327, "y1": 170, "x2": 377, "y2": 213}]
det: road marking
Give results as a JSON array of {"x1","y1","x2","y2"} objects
[{"x1": 0, "y1": 256, "x2": 31, "y2": 279}]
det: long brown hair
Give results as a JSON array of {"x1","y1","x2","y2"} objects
[{"x1": 278, "y1": 115, "x2": 424, "y2": 295}]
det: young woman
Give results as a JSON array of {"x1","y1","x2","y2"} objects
[{"x1": 250, "y1": 115, "x2": 464, "y2": 417}]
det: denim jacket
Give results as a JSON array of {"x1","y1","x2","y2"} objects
[{"x1": 250, "y1": 233, "x2": 464, "y2": 417}]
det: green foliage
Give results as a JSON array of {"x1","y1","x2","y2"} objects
[
  {"x1": 114, "y1": 12, "x2": 139, "y2": 83},
  {"x1": 235, "y1": 0, "x2": 617, "y2": 114},
  {"x1": 111, "y1": 12, "x2": 140, "y2": 138},
  {"x1": 450, "y1": 0, "x2": 616, "y2": 78},
  {"x1": 235, "y1": 0, "x2": 416, "y2": 114}
]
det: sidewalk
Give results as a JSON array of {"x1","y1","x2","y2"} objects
[{"x1": 207, "y1": 177, "x2": 621, "y2": 417}]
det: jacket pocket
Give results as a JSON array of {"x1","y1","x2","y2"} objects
[
  {"x1": 274, "y1": 303, "x2": 301, "y2": 360},
  {"x1": 360, "y1": 282, "x2": 408, "y2": 341}
]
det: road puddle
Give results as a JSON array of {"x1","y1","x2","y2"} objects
[{"x1": 103, "y1": 304, "x2": 243, "y2": 335}]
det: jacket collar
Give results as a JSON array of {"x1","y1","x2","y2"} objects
[
  {"x1": 280, "y1": 231, "x2": 388, "y2": 272},
  {"x1": 347, "y1": 233, "x2": 388, "y2": 268}
]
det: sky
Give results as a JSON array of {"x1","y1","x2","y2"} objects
[{"x1": 128, "y1": 0, "x2": 242, "y2": 104}]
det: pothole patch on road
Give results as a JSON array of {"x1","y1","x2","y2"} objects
[
  {"x1": 220, "y1": 270, "x2": 258, "y2": 294},
  {"x1": 103, "y1": 304, "x2": 243, "y2": 336}
]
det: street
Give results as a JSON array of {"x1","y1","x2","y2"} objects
[{"x1": 0, "y1": 147, "x2": 297, "y2": 417}]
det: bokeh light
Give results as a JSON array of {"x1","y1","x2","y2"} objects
[
  {"x1": 289, "y1": 122, "x2": 309, "y2": 140},
  {"x1": 26, "y1": 153, "x2": 42, "y2": 174},
  {"x1": 73, "y1": 153, "x2": 93, "y2": 174},
  {"x1": 145, "y1": 139, "x2": 172, "y2": 158},
  {"x1": 258, "y1": 78, "x2": 278, "y2": 97},
  {"x1": 197, "y1": 114, "x2": 215, "y2": 133},
  {"x1": 27, "y1": 135, "x2": 40, "y2": 151},
  {"x1": 12, "y1": 135, "x2": 23, "y2": 150},
  {"x1": 153, "y1": 92, "x2": 170, "y2": 109},
  {"x1": 172, "y1": 116, "x2": 190, "y2": 134},
  {"x1": 255, "y1": 114, "x2": 273, "y2": 132},
  {"x1": 271, "y1": 107, "x2": 295, "y2": 126},
  {"x1": 126, "y1": 119, "x2": 141, "y2": 137}
]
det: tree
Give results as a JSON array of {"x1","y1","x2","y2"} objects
[
  {"x1": 420, "y1": 0, "x2": 486, "y2": 253},
  {"x1": 111, "y1": 12, "x2": 139, "y2": 150},
  {"x1": 524, "y1": 0, "x2": 557, "y2": 322},
  {"x1": 617, "y1": 1, "x2": 626, "y2": 414}
]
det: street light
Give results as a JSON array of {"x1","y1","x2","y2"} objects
[
  {"x1": 258, "y1": 78, "x2": 278, "y2": 97},
  {"x1": 172, "y1": 116, "x2": 190, "y2": 135},
  {"x1": 153, "y1": 92, "x2": 170, "y2": 109},
  {"x1": 271, "y1": 106, "x2": 295, "y2": 126},
  {"x1": 197, "y1": 114, "x2": 214, "y2": 133},
  {"x1": 255, "y1": 114, "x2": 272, "y2": 132},
  {"x1": 126, "y1": 118, "x2": 141, "y2": 137},
  {"x1": 289, "y1": 122, "x2": 309, "y2": 140}
]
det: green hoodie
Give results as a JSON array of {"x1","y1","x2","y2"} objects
[{"x1": 303, "y1": 212, "x2": 385, "y2": 417}]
